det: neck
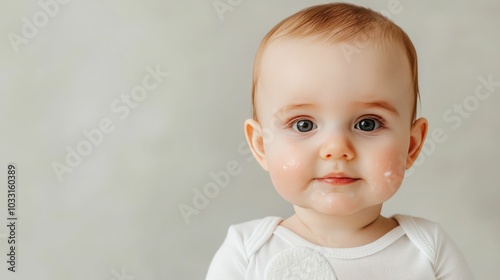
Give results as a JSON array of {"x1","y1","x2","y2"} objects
[{"x1": 286, "y1": 204, "x2": 396, "y2": 248}]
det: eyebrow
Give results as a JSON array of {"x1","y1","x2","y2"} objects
[
  {"x1": 274, "y1": 104, "x2": 315, "y2": 117},
  {"x1": 354, "y1": 101, "x2": 400, "y2": 116},
  {"x1": 274, "y1": 101, "x2": 399, "y2": 117}
]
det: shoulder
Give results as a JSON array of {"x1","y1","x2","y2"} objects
[
  {"x1": 393, "y1": 214, "x2": 474, "y2": 279},
  {"x1": 393, "y1": 214, "x2": 458, "y2": 247},
  {"x1": 393, "y1": 214, "x2": 444, "y2": 259},
  {"x1": 206, "y1": 216, "x2": 283, "y2": 280},
  {"x1": 394, "y1": 214, "x2": 440, "y2": 228},
  {"x1": 227, "y1": 216, "x2": 283, "y2": 257},
  {"x1": 394, "y1": 214, "x2": 443, "y2": 240},
  {"x1": 394, "y1": 213, "x2": 467, "y2": 247}
]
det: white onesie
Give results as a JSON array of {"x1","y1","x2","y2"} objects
[{"x1": 206, "y1": 214, "x2": 473, "y2": 280}]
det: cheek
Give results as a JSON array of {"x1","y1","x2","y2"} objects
[
  {"x1": 265, "y1": 141, "x2": 310, "y2": 201},
  {"x1": 367, "y1": 147, "x2": 407, "y2": 195}
]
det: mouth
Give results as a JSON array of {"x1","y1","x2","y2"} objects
[{"x1": 316, "y1": 173, "x2": 360, "y2": 185}]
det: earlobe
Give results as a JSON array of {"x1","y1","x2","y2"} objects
[
  {"x1": 244, "y1": 119, "x2": 269, "y2": 171},
  {"x1": 406, "y1": 118, "x2": 428, "y2": 169}
]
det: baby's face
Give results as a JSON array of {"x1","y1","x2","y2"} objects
[{"x1": 251, "y1": 38, "x2": 422, "y2": 216}]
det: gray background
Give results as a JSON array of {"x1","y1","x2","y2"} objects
[{"x1": 1, "y1": 0, "x2": 499, "y2": 279}]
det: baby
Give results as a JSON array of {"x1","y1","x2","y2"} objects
[{"x1": 207, "y1": 3, "x2": 473, "y2": 279}]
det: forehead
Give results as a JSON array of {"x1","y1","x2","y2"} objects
[{"x1": 256, "y1": 38, "x2": 413, "y2": 117}]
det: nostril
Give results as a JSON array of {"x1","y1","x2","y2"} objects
[{"x1": 323, "y1": 152, "x2": 354, "y2": 160}]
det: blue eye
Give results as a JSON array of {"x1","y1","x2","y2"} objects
[
  {"x1": 292, "y1": 120, "x2": 317, "y2": 132},
  {"x1": 355, "y1": 118, "x2": 380, "y2": 131}
]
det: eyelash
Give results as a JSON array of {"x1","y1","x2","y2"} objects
[{"x1": 284, "y1": 116, "x2": 314, "y2": 129}]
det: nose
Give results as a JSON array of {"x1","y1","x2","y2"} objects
[{"x1": 319, "y1": 132, "x2": 355, "y2": 161}]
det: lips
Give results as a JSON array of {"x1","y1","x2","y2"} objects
[{"x1": 316, "y1": 173, "x2": 360, "y2": 185}]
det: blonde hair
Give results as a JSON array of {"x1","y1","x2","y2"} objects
[{"x1": 251, "y1": 2, "x2": 419, "y2": 121}]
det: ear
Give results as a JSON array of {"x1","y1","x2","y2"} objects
[
  {"x1": 406, "y1": 118, "x2": 428, "y2": 169},
  {"x1": 244, "y1": 118, "x2": 269, "y2": 171}
]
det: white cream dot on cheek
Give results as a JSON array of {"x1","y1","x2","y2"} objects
[
  {"x1": 381, "y1": 169, "x2": 403, "y2": 191},
  {"x1": 384, "y1": 170, "x2": 393, "y2": 182},
  {"x1": 375, "y1": 157, "x2": 407, "y2": 193},
  {"x1": 282, "y1": 158, "x2": 300, "y2": 171},
  {"x1": 268, "y1": 155, "x2": 308, "y2": 205}
]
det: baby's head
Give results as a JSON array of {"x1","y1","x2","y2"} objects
[
  {"x1": 252, "y1": 3, "x2": 420, "y2": 121},
  {"x1": 244, "y1": 3, "x2": 428, "y2": 216}
]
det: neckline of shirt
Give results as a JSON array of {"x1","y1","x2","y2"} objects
[{"x1": 273, "y1": 222, "x2": 406, "y2": 259}]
